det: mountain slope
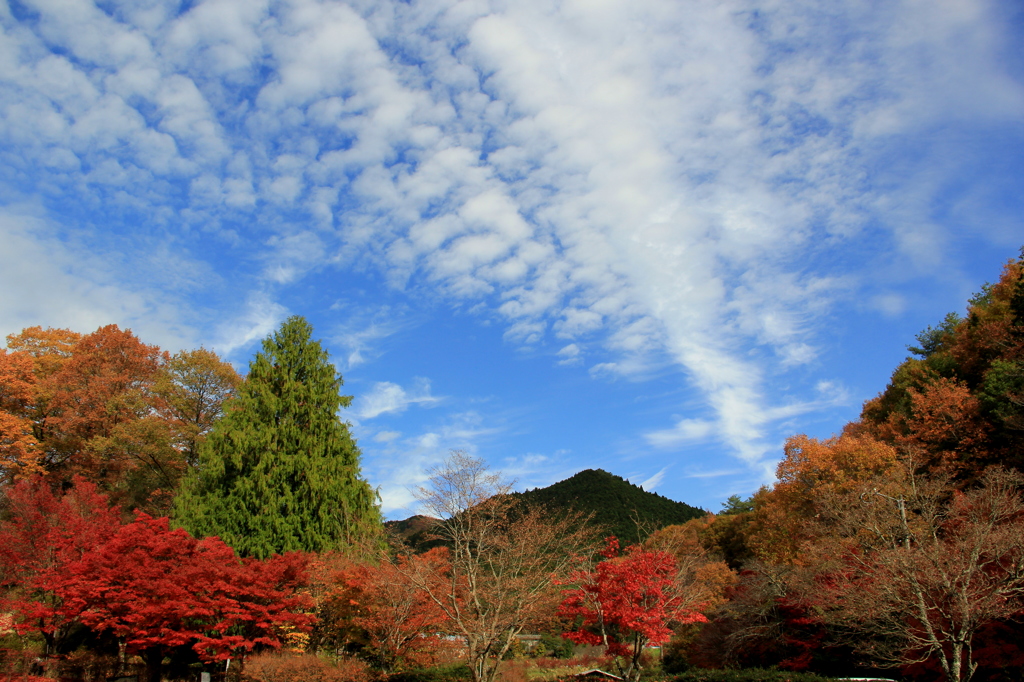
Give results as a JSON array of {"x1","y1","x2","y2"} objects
[
  {"x1": 387, "y1": 469, "x2": 706, "y2": 550},
  {"x1": 512, "y1": 469, "x2": 705, "y2": 546}
]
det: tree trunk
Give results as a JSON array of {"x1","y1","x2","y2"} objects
[
  {"x1": 143, "y1": 648, "x2": 163, "y2": 682},
  {"x1": 117, "y1": 637, "x2": 128, "y2": 676}
]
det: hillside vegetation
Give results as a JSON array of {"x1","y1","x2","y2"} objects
[
  {"x1": 513, "y1": 468, "x2": 705, "y2": 546},
  {"x1": 386, "y1": 468, "x2": 706, "y2": 550}
]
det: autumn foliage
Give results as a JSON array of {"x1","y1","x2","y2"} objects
[
  {"x1": 309, "y1": 549, "x2": 453, "y2": 672},
  {"x1": 0, "y1": 325, "x2": 240, "y2": 514},
  {"x1": 809, "y1": 467, "x2": 1024, "y2": 682},
  {"x1": 560, "y1": 538, "x2": 709, "y2": 681},
  {"x1": 0, "y1": 476, "x2": 120, "y2": 656},
  {"x1": 683, "y1": 250, "x2": 1024, "y2": 681},
  {"x1": 0, "y1": 477, "x2": 312, "y2": 682},
  {"x1": 2, "y1": 250, "x2": 1024, "y2": 682}
]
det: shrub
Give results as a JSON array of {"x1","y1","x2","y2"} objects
[
  {"x1": 670, "y1": 670, "x2": 835, "y2": 682},
  {"x1": 500, "y1": 660, "x2": 530, "y2": 682},
  {"x1": 244, "y1": 652, "x2": 372, "y2": 682},
  {"x1": 49, "y1": 650, "x2": 124, "y2": 682},
  {"x1": 536, "y1": 634, "x2": 574, "y2": 660},
  {"x1": 385, "y1": 663, "x2": 473, "y2": 682}
]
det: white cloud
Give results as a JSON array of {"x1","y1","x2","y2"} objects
[
  {"x1": 645, "y1": 419, "x2": 715, "y2": 449},
  {"x1": 556, "y1": 343, "x2": 581, "y2": 365},
  {"x1": 213, "y1": 293, "x2": 288, "y2": 358},
  {"x1": 2, "y1": 0, "x2": 1021, "y2": 483},
  {"x1": 872, "y1": 293, "x2": 908, "y2": 318},
  {"x1": 357, "y1": 410, "x2": 507, "y2": 516},
  {"x1": 683, "y1": 468, "x2": 748, "y2": 480},
  {"x1": 373, "y1": 430, "x2": 401, "y2": 443},
  {"x1": 355, "y1": 378, "x2": 440, "y2": 420},
  {"x1": 637, "y1": 466, "x2": 669, "y2": 492},
  {"x1": 328, "y1": 304, "x2": 419, "y2": 370},
  {"x1": 0, "y1": 206, "x2": 198, "y2": 351}
]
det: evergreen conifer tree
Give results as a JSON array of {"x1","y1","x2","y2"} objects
[{"x1": 174, "y1": 316, "x2": 381, "y2": 558}]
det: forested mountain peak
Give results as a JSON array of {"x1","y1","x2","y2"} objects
[
  {"x1": 512, "y1": 468, "x2": 705, "y2": 546},
  {"x1": 386, "y1": 468, "x2": 705, "y2": 549}
]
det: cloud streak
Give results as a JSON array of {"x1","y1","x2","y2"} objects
[
  {"x1": 354, "y1": 378, "x2": 441, "y2": 420},
  {"x1": 1, "y1": 0, "x2": 1020, "y2": 483}
]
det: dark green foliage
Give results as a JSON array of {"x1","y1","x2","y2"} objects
[
  {"x1": 174, "y1": 316, "x2": 381, "y2": 558},
  {"x1": 719, "y1": 494, "x2": 754, "y2": 515},
  {"x1": 860, "y1": 358, "x2": 934, "y2": 426},
  {"x1": 669, "y1": 670, "x2": 845, "y2": 682},
  {"x1": 700, "y1": 509, "x2": 756, "y2": 570},
  {"x1": 660, "y1": 640, "x2": 689, "y2": 675},
  {"x1": 537, "y1": 632, "x2": 575, "y2": 659},
  {"x1": 907, "y1": 311, "x2": 962, "y2": 358},
  {"x1": 968, "y1": 282, "x2": 996, "y2": 311},
  {"x1": 512, "y1": 469, "x2": 704, "y2": 546},
  {"x1": 980, "y1": 360, "x2": 1024, "y2": 430},
  {"x1": 864, "y1": 311, "x2": 966, "y2": 428},
  {"x1": 386, "y1": 664, "x2": 473, "y2": 682}
]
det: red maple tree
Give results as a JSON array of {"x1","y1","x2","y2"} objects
[
  {"x1": 559, "y1": 538, "x2": 708, "y2": 681},
  {"x1": 0, "y1": 477, "x2": 314, "y2": 682},
  {"x1": 57, "y1": 513, "x2": 314, "y2": 682},
  {"x1": 0, "y1": 475, "x2": 120, "y2": 657}
]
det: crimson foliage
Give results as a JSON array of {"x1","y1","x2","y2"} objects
[
  {"x1": 0, "y1": 476, "x2": 313, "y2": 682},
  {"x1": 559, "y1": 538, "x2": 707, "y2": 681}
]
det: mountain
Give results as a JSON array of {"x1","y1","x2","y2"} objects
[
  {"x1": 386, "y1": 469, "x2": 706, "y2": 550},
  {"x1": 511, "y1": 469, "x2": 706, "y2": 546},
  {"x1": 384, "y1": 514, "x2": 441, "y2": 550}
]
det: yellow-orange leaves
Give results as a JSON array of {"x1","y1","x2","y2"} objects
[
  {"x1": 751, "y1": 433, "x2": 898, "y2": 563},
  {"x1": 0, "y1": 349, "x2": 43, "y2": 480}
]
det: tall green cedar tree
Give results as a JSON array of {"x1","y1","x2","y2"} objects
[{"x1": 174, "y1": 317, "x2": 381, "y2": 558}]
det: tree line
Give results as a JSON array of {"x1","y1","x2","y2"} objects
[
  {"x1": 670, "y1": 250, "x2": 1024, "y2": 682},
  {"x1": 1, "y1": 249, "x2": 1023, "y2": 682}
]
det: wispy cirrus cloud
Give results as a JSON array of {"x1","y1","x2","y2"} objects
[
  {"x1": 357, "y1": 409, "x2": 509, "y2": 515},
  {"x1": 1, "y1": 0, "x2": 1020, "y2": 486},
  {"x1": 354, "y1": 378, "x2": 441, "y2": 420},
  {"x1": 637, "y1": 466, "x2": 670, "y2": 492}
]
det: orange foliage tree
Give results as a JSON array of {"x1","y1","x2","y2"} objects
[
  {"x1": 5, "y1": 327, "x2": 82, "y2": 380},
  {"x1": 858, "y1": 250, "x2": 1024, "y2": 475},
  {"x1": 152, "y1": 348, "x2": 241, "y2": 467},
  {"x1": 749, "y1": 432, "x2": 898, "y2": 563},
  {"x1": 1, "y1": 325, "x2": 240, "y2": 513},
  {"x1": 0, "y1": 349, "x2": 43, "y2": 480},
  {"x1": 309, "y1": 549, "x2": 453, "y2": 673},
  {"x1": 42, "y1": 325, "x2": 167, "y2": 478},
  {"x1": 643, "y1": 517, "x2": 737, "y2": 615}
]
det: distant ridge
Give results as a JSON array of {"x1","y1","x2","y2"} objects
[
  {"x1": 380, "y1": 516, "x2": 436, "y2": 548},
  {"x1": 386, "y1": 469, "x2": 706, "y2": 550},
  {"x1": 512, "y1": 468, "x2": 705, "y2": 546}
]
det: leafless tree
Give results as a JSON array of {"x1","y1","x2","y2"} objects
[
  {"x1": 400, "y1": 451, "x2": 595, "y2": 682},
  {"x1": 813, "y1": 466, "x2": 1024, "y2": 682}
]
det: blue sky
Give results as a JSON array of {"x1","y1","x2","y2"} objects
[{"x1": 2, "y1": 0, "x2": 1023, "y2": 519}]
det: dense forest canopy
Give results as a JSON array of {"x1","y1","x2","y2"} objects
[{"x1": 513, "y1": 468, "x2": 705, "y2": 546}]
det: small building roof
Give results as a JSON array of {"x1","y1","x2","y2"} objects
[{"x1": 573, "y1": 670, "x2": 623, "y2": 680}]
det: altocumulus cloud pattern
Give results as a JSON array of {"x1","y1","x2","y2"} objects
[{"x1": 2, "y1": 0, "x2": 1023, "y2": 514}]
